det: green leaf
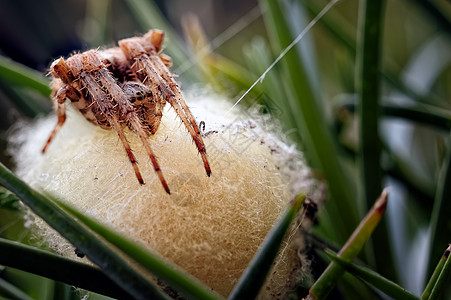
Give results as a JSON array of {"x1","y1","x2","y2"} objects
[
  {"x1": 325, "y1": 249, "x2": 420, "y2": 300},
  {"x1": 0, "y1": 186, "x2": 20, "y2": 211},
  {"x1": 0, "y1": 238, "x2": 131, "y2": 299},
  {"x1": 356, "y1": 0, "x2": 395, "y2": 275},
  {"x1": 427, "y1": 133, "x2": 451, "y2": 278},
  {"x1": 228, "y1": 194, "x2": 306, "y2": 299},
  {"x1": 0, "y1": 276, "x2": 35, "y2": 300},
  {"x1": 0, "y1": 162, "x2": 170, "y2": 300},
  {"x1": 0, "y1": 55, "x2": 51, "y2": 97},
  {"x1": 423, "y1": 245, "x2": 451, "y2": 300},
  {"x1": 357, "y1": 0, "x2": 386, "y2": 208},
  {"x1": 340, "y1": 101, "x2": 451, "y2": 131},
  {"x1": 308, "y1": 189, "x2": 388, "y2": 300}
]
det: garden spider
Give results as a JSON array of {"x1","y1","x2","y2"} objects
[{"x1": 42, "y1": 30, "x2": 211, "y2": 194}]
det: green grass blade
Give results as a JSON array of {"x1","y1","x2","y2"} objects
[
  {"x1": 422, "y1": 246, "x2": 450, "y2": 300},
  {"x1": 325, "y1": 249, "x2": 420, "y2": 300},
  {"x1": 357, "y1": 0, "x2": 384, "y2": 209},
  {"x1": 304, "y1": 0, "x2": 438, "y2": 105},
  {"x1": 0, "y1": 238, "x2": 131, "y2": 299},
  {"x1": 427, "y1": 133, "x2": 451, "y2": 278},
  {"x1": 308, "y1": 189, "x2": 388, "y2": 300},
  {"x1": 259, "y1": 0, "x2": 359, "y2": 243},
  {"x1": 0, "y1": 277, "x2": 35, "y2": 300},
  {"x1": 0, "y1": 186, "x2": 20, "y2": 210},
  {"x1": 228, "y1": 194, "x2": 306, "y2": 300},
  {"x1": 341, "y1": 101, "x2": 451, "y2": 131},
  {"x1": 0, "y1": 56, "x2": 50, "y2": 97},
  {"x1": 0, "y1": 79, "x2": 50, "y2": 117},
  {"x1": 54, "y1": 199, "x2": 224, "y2": 300},
  {"x1": 356, "y1": 0, "x2": 395, "y2": 275},
  {"x1": 426, "y1": 245, "x2": 451, "y2": 300},
  {"x1": 0, "y1": 162, "x2": 170, "y2": 300}
]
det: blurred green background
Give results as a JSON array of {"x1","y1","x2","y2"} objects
[{"x1": 1, "y1": 0, "x2": 451, "y2": 299}]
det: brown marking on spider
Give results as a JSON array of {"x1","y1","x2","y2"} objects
[{"x1": 42, "y1": 30, "x2": 211, "y2": 194}]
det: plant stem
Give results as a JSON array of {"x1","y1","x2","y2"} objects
[
  {"x1": 422, "y1": 245, "x2": 451, "y2": 300},
  {"x1": 356, "y1": 0, "x2": 395, "y2": 276},
  {"x1": 308, "y1": 189, "x2": 389, "y2": 300},
  {"x1": 228, "y1": 194, "x2": 306, "y2": 299},
  {"x1": 427, "y1": 132, "x2": 451, "y2": 278},
  {"x1": 0, "y1": 55, "x2": 50, "y2": 97},
  {"x1": 0, "y1": 238, "x2": 132, "y2": 299}
]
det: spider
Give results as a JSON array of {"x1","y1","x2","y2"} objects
[{"x1": 42, "y1": 30, "x2": 211, "y2": 194}]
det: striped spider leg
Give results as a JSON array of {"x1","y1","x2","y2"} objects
[{"x1": 118, "y1": 30, "x2": 212, "y2": 177}]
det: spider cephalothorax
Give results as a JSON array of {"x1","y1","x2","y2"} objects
[{"x1": 42, "y1": 30, "x2": 211, "y2": 194}]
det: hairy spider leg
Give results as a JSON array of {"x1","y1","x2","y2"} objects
[
  {"x1": 91, "y1": 57, "x2": 170, "y2": 194},
  {"x1": 128, "y1": 116, "x2": 170, "y2": 194},
  {"x1": 110, "y1": 115, "x2": 145, "y2": 185},
  {"x1": 42, "y1": 58, "x2": 80, "y2": 152},
  {"x1": 42, "y1": 85, "x2": 79, "y2": 152},
  {"x1": 119, "y1": 39, "x2": 211, "y2": 177},
  {"x1": 149, "y1": 55, "x2": 211, "y2": 176},
  {"x1": 71, "y1": 54, "x2": 143, "y2": 187}
]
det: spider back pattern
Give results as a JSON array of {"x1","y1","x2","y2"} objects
[{"x1": 42, "y1": 30, "x2": 211, "y2": 194}]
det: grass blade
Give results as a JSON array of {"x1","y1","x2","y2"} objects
[
  {"x1": 0, "y1": 238, "x2": 131, "y2": 299},
  {"x1": 259, "y1": 0, "x2": 359, "y2": 243},
  {"x1": 0, "y1": 162, "x2": 170, "y2": 300},
  {"x1": 427, "y1": 133, "x2": 451, "y2": 278},
  {"x1": 0, "y1": 55, "x2": 50, "y2": 97},
  {"x1": 422, "y1": 245, "x2": 451, "y2": 300},
  {"x1": 0, "y1": 186, "x2": 20, "y2": 210},
  {"x1": 424, "y1": 245, "x2": 451, "y2": 300},
  {"x1": 54, "y1": 198, "x2": 224, "y2": 300},
  {"x1": 341, "y1": 101, "x2": 451, "y2": 131},
  {"x1": 0, "y1": 276, "x2": 35, "y2": 300},
  {"x1": 307, "y1": 189, "x2": 389, "y2": 300},
  {"x1": 326, "y1": 249, "x2": 420, "y2": 300},
  {"x1": 356, "y1": 0, "x2": 395, "y2": 275},
  {"x1": 304, "y1": 0, "x2": 439, "y2": 105},
  {"x1": 357, "y1": 0, "x2": 385, "y2": 209},
  {"x1": 228, "y1": 194, "x2": 306, "y2": 299}
]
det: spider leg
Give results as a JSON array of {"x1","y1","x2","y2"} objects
[
  {"x1": 128, "y1": 116, "x2": 170, "y2": 194},
  {"x1": 108, "y1": 115, "x2": 144, "y2": 185},
  {"x1": 42, "y1": 85, "x2": 79, "y2": 152},
  {"x1": 120, "y1": 38, "x2": 211, "y2": 176},
  {"x1": 100, "y1": 72, "x2": 170, "y2": 193},
  {"x1": 106, "y1": 79, "x2": 170, "y2": 193},
  {"x1": 86, "y1": 56, "x2": 170, "y2": 193},
  {"x1": 77, "y1": 56, "x2": 146, "y2": 186},
  {"x1": 149, "y1": 55, "x2": 211, "y2": 176}
]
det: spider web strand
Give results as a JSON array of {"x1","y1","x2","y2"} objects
[{"x1": 226, "y1": 0, "x2": 340, "y2": 115}]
